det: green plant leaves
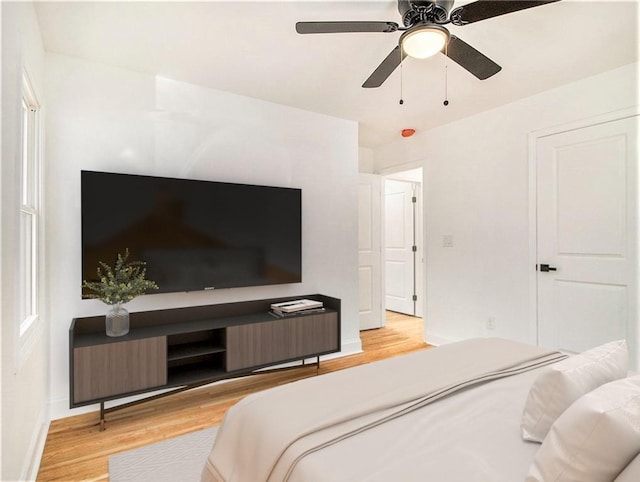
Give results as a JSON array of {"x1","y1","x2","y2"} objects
[{"x1": 82, "y1": 249, "x2": 159, "y2": 305}]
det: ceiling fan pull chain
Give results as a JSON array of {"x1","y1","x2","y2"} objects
[
  {"x1": 399, "y1": 59, "x2": 404, "y2": 105},
  {"x1": 443, "y1": 45, "x2": 449, "y2": 107}
]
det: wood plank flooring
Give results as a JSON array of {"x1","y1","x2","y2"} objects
[{"x1": 37, "y1": 312, "x2": 429, "y2": 481}]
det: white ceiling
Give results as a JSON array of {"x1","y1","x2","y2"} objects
[{"x1": 34, "y1": 0, "x2": 639, "y2": 148}]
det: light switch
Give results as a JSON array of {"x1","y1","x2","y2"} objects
[{"x1": 443, "y1": 234, "x2": 454, "y2": 247}]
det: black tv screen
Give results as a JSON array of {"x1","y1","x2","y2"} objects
[{"x1": 81, "y1": 171, "x2": 302, "y2": 295}]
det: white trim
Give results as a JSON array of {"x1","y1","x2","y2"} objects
[
  {"x1": 377, "y1": 159, "x2": 424, "y2": 177},
  {"x1": 332, "y1": 338, "x2": 363, "y2": 359},
  {"x1": 527, "y1": 106, "x2": 640, "y2": 348},
  {"x1": 532, "y1": 106, "x2": 640, "y2": 139},
  {"x1": 527, "y1": 129, "x2": 539, "y2": 347},
  {"x1": 16, "y1": 68, "x2": 44, "y2": 372},
  {"x1": 424, "y1": 332, "x2": 457, "y2": 347},
  {"x1": 20, "y1": 406, "x2": 50, "y2": 482}
]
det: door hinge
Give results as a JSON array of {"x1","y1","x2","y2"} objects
[
  {"x1": 412, "y1": 196, "x2": 417, "y2": 203},
  {"x1": 412, "y1": 245, "x2": 417, "y2": 252},
  {"x1": 412, "y1": 295, "x2": 417, "y2": 301}
]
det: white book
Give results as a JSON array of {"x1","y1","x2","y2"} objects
[
  {"x1": 270, "y1": 299, "x2": 323, "y2": 313},
  {"x1": 271, "y1": 307, "x2": 326, "y2": 317}
]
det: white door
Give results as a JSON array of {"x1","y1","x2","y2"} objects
[
  {"x1": 358, "y1": 174, "x2": 384, "y2": 330},
  {"x1": 385, "y1": 179, "x2": 416, "y2": 315},
  {"x1": 537, "y1": 116, "x2": 638, "y2": 360}
]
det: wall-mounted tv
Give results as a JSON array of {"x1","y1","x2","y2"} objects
[{"x1": 81, "y1": 170, "x2": 302, "y2": 296}]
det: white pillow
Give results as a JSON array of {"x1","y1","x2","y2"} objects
[
  {"x1": 521, "y1": 339, "x2": 627, "y2": 442},
  {"x1": 527, "y1": 375, "x2": 640, "y2": 482}
]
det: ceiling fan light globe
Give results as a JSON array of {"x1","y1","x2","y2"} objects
[{"x1": 401, "y1": 26, "x2": 449, "y2": 59}]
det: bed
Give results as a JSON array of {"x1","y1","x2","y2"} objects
[{"x1": 201, "y1": 337, "x2": 639, "y2": 482}]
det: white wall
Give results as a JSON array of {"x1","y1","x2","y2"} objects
[
  {"x1": 1, "y1": 2, "x2": 49, "y2": 480},
  {"x1": 358, "y1": 146, "x2": 374, "y2": 173},
  {"x1": 375, "y1": 63, "x2": 639, "y2": 359},
  {"x1": 45, "y1": 53, "x2": 361, "y2": 419}
]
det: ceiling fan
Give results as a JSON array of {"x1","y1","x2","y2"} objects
[{"x1": 296, "y1": 0, "x2": 560, "y2": 88}]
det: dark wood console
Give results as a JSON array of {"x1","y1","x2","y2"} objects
[{"x1": 69, "y1": 294, "x2": 340, "y2": 428}]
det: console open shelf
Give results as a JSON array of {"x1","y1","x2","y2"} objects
[
  {"x1": 167, "y1": 341, "x2": 226, "y2": 361},
  {"x1": 167, "y1": 330, "x2": 226, "y2": 361}
]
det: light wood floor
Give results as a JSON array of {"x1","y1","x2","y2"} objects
[{"x1": 37, "y1": 312, "x2": 429, "y2": 481}]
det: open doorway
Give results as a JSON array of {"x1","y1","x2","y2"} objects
[
  {"x1": 384, "y1": 168, "x2": 424, "y2": 319},
  {"x1": 357, "y1": 166, "x2": 424, "y2": 337}
]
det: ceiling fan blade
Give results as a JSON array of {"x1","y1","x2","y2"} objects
[
  {"x1": 444, "y1": 36, "x2": 501, "y2": 80},
  {"x1": 450, "y1": 0, "x2": 560, "y2": 25},
  {"x1": 296, "y1": 21, "x2": 399, "y2": 34},
  {"x1": 362, "y1": 45, "x2": 405, "y2": 88}
]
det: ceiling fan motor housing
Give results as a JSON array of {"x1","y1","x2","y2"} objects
[{"x1": 398, "y1": 0, "x2": 453, "y2": 26}]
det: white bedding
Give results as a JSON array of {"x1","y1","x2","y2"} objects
[
  {"x1": 202, "y1": 338, "x2": 565, "y2": 482},
  {"x1": 287, "y1": 366, "x2": 546, "y2": 482}
]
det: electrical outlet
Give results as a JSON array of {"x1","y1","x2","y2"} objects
[
  {"x1": 487, "y1": 318, "x2": 496, "y2": 330},
  {"x1": 443, "y1": 234, "x2": 454, "y2": 247}
]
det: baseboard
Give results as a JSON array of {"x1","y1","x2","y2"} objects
[
  {"x1": 49, "y1": 395, "x2": 81, "y2": 421},
  {"x1": 425, "y1": 334, "x2": 510, "y2": 347},
  {"x1": 21, "y1": 405, "x2": 50, "y2": 481},
  {"x1": 330, "y1": 337, "x2": 363, "y2": 359},
  {"x1": 424, "y1": 333, "x2": 458, "y2": 347}
]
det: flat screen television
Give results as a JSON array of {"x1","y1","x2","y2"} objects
[{"x1": 81, "y1": 170, "x2": 302, "y2": 296}]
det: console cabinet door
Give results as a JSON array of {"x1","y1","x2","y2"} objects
[
  {"x1": 73, "y1": 337, "x2": 167, "y2": 404},
  {"x1": 226, "y1": 313, "x2": 339, "y2": 371}
]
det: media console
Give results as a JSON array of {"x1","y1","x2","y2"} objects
[{"x1": 69, "y1": 294, "x2": 341, "y2": 429}]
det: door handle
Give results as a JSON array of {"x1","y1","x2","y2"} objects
[{"x1": 539, "y1": 264, "x2": 557, "y2": 272}]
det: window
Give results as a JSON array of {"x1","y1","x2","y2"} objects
[{"x1": 18, "y1": 71, "x2": 41, "y2": 358}]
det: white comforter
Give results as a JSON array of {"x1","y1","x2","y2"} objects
[
  {"x1": 202, "y1": 338, "x2": 565, "y2": 482},
  {"x1": 288, "y1": 366, "x2": 549, "y2": 482}
]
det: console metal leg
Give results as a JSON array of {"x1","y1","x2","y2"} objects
[
  {"x1": 95, "y1": 355, "x2": 324, "y2": 431},
  {"x1": 99, "y1": 402, "x2": 106, "y2": 431}
]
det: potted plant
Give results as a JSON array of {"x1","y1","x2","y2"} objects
[{"x1": 82, "y1": 249, "x2": 159, "y2": 336}]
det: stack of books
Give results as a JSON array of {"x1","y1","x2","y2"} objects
[{"x1": 269, "y1": 299, "x2": 325, "y2": 318}]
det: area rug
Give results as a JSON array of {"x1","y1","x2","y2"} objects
[{"x1": 109, "y1": 426, "x2": 218, "y2": 482}]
